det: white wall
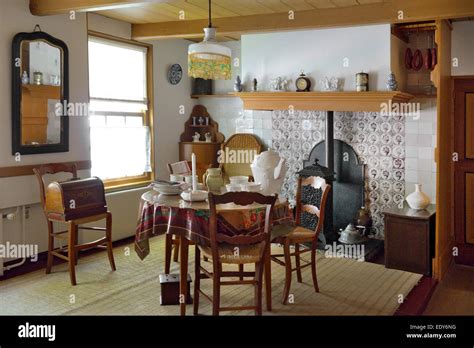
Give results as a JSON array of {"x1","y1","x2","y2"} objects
[
  {"x1": 200, "y1": 25, "x2": 393, "y2": 146},
  {"x1": 151, "y1": 39, "x2": 196, "y2": 178},
  {"x1": 241, "y1": 25, "x2": 391, "y2": 92},
  {"x1": 0, "y1": 0, "x2": 90, "y2": 195},
  {"x1": 0, "y1": 0, "x2": 90, "y2": 274},
  {"x1": 452, "y1": 20, "x2": 474, "y2": 76}
]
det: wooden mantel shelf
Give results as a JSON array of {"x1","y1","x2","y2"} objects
[{"x1": 235, "y1": 91, "x2": 414, "y2": 112}]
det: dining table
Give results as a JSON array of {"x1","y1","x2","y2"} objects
[{"x1": 135, "y1": 190, "x2": 294, "y2": 316}]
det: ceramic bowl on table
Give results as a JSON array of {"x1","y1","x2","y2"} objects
[
  {"x1": 170, "y1": 174, "x2": 184, "y2": 182},
  {"x1": 240, "y1": 182, "x2": 261, "y2": 192},
  {"x1": 180, "y1": 190, "x2": 208, "y2": 202},
  {"x1": 184, "y1": 175, "x2": 199, "y2": 185},
  {"x1": 152, "y1": 181, "x2": 185, "y2": 195},
  {"x1": 229, "y1": 176, "x2": 249, "y2": 185},
  {"x1": 226, "y1": 184, "x2": 241, "y2": 192}
]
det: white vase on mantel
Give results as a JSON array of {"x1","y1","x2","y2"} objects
[{"x1": 406, "y1": 184, "x2": 430, "y2": 210}]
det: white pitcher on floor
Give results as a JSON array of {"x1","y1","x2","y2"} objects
[{"x1": 250, "y1": 150, "x2": 287, "y2": 196}]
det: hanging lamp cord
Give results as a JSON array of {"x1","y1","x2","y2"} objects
[{"x1": 208, "y1": 0, "x2": 212, "y2": 28}]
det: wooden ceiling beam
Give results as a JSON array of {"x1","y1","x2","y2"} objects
[
  {"x1": 132, "y1": 0, "x2": 474, "y2": 40},
  {"x1": 29, "y1": 0, "x2": 176, "y2": 16}
]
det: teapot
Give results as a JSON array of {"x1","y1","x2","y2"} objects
[
  {"x1": 203, "y1": 168, "x2": 224, "y2": 193},
  {"x1": 250, "y1": 150, "x2": 287, "y2": 195},
  {"x1": 338, "y1": 223, "x2": 366, "y2": 244}
]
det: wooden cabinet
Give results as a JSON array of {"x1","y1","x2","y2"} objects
[
  {"x1": 179, "y1": 105, "x2": 224, "y2": 179},
  {"x1": 383, "y1": 205, "x2": 436, "y2": 276},
  {"x1": 179, "y1": 142, "x2": 221, "y2": 179}
]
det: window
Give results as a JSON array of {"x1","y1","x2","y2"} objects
[{"x1": 88, "y1": 34, "x2": 153, "y2": 189}]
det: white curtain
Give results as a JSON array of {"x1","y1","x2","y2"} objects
[{"x1": 90, "y1": 126, "x2": 151, "y2": 180}]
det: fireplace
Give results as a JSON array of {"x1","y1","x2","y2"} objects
[
  {"x1": 272, "y1": 109, "x2": 406, "y2": 241},
  {"x1": 303, "y1": 139, "x2": 365, "y2": 241}
]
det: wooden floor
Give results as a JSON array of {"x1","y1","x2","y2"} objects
[{"x1": 424, "y1": 263, "x2": 474, "y2": 315}]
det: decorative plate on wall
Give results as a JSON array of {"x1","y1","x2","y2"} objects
[{"x1": 168, "y1": 64, "x2": 183, "y2": 85}]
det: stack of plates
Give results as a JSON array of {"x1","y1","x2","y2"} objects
[{"x1": 152, "y1": 181, "x2": 184, "y2": 195}]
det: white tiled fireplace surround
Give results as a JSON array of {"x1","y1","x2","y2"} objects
[{"x1": 205, "y1": 97, "x2": 437, "y2": 238}]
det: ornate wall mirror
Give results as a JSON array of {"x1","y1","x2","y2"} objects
[{"x1": 12, "y1": 28, "x2": 69, "y2": 155}]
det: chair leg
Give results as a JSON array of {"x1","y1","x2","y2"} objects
[
  {"x1": 239, "y1": 264, "x2": 244, "y2": 281},
  {"x1": 73, "y1": 227, "x2": 79, "y2": 265},
  {"x1": 282, "y1": 240, "x2": 292, "y2": 305},
  {"x1": 193, "y1": 246, "x2": 201, "y2": 316},
  {"x1": 68, "y1": 222, "x2": 77, "y2": 286},
  {"x1": 311, "y1": 248, "x2": 319, "y2": 293},
  {"x1": 164, "y1": 234, "x2": 172, "y2": 274},
  {"x1": 254, "y1": 261, "x2": 264, "y2": 316},
  {"x1": 212, "y1": 262, "x2": 221, "y2": 316},
  {"x1": 295, "y1": 243, "x2": 302, "y2": 283},
  {"x1": 46, "y1": 221, "x2": 54, "y2": 274},
  {"x1": 106, "y1": 212, "x2": 116, "y2": 271},
  {"x1": 173, "y1": 237, "x2": 180, "y2": 262}
]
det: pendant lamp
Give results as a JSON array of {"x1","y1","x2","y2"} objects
[{"x1": 188, "y1": 0, "x2": 231, "y2": 80}]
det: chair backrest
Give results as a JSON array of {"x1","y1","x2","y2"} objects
[
  {"x1": 167, "y1": 161, "x2": 191, "y2": 175},
  {"x1": 33, "y1": 163, "x2": 78, "y2": 211},
  {"x1": 208, "y1": 192, "x2": 277, "y2": 262},
  {"x1": 219, "y1": 133, "x2": 262, "y2": 182},
  {"x1": 295, "y1": 176, "x2": 331, "y2": 239}
]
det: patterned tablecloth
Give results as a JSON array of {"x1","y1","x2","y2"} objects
[{"x1": 135, "y1": 191, "x2": 294, "y2": 260}]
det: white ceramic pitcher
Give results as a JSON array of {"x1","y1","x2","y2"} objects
[{"x1": 250, "y1": 150, "x2": 287, "y2": 195}]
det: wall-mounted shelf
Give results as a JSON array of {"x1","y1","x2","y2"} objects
[
  {"x1": 191, "y1": 93, "x2": 237, "y2": 99},
  {"x1": 234, "y1": 91, "x2": 414, "y2": 112}
]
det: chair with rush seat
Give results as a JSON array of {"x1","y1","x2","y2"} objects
[
  {"x1": 33, "y1": 163, "x2": 116, "y2": 286},
  {"x1": 194, "y1": 191, "x2": 277, "y2": 316},
  {"x1": 271, "y1": 176, "x2": 331, "y2": 304}
]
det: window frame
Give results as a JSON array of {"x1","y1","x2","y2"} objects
[{"x1": 87, "y1": 31, "x2": 155, "y2": 191}]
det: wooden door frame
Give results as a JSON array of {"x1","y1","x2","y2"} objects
[{"x1": 432, "y1": 20, "x2": 453, "y2": 281}]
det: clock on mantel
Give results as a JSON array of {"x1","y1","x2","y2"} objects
[
  {"x1": 295, "y1": 71, "x2": 311, "y2": 92},
  {"x1": 179, "y1": 105, "x2": 224, "y2": 178}
]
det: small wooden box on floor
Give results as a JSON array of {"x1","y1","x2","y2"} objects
[
  {"x1": 159, "y1": 274, "x2": 192, "y2": 305},
  {"x1": 383, "y1": 204, "x2": 436, "y2": 276}
]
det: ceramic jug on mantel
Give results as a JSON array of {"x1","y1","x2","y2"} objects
[{"x1": 250, "y1": 150, "x2": 287, "y2": 196}]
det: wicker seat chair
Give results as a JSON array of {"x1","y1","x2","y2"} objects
[{"x1": 219, "y1": 133, "x2": 262, "y2": 183}]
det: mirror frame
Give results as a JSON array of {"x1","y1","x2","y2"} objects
[{"x1": 12, "y1": 31, "x2": 69, "y2": 155}]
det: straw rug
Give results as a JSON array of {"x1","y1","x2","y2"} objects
[{"x1": 0, "y1": 235, "x2": 421, "y2": 315}]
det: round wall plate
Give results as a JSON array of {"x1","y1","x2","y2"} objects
[{"x1": 168, "y1": 63, "x2": 183, "y2": 85}]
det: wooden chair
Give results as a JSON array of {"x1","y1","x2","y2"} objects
[
  {"x1": 271, "y1": 176, "x2": 331, "y2": 304},
  {"x1": 33, "y1": 163, "x2": 116, "y2": 286},
  {"x1": 167, "y1": 161, "x2": 191, "y2": 176},
  {"x1": 194, "y1": 192, "x2": 277, "y2": 316},
  {"x1": 220, "y1": 133, "x2": 262, "y2": 182}
]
